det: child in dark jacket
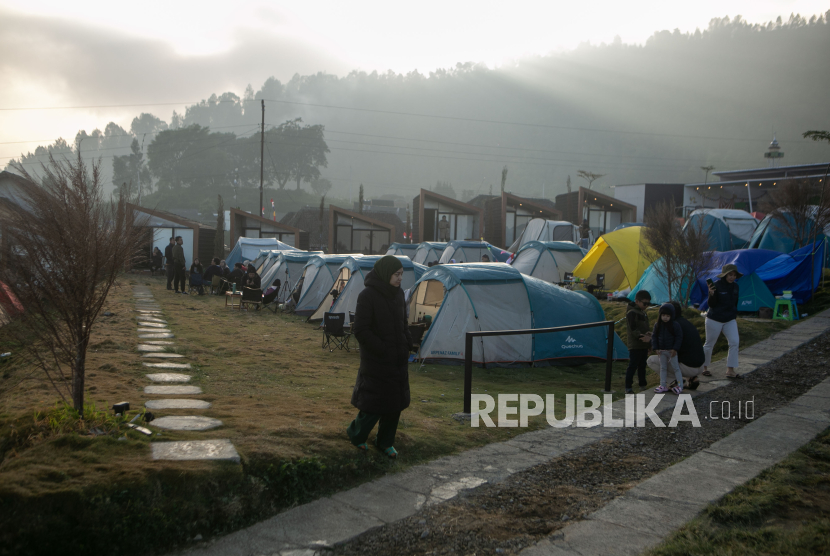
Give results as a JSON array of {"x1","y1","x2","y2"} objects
[{"x1": 652, "y1": 303, "x2": 684, "y2": 394}]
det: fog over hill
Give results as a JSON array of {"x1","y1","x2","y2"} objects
[{"x1": 9, "y1": 12, "x2": 830, "y2": 209}]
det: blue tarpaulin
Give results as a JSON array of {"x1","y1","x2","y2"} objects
[
  {"x1": 756, "y1": 241, "x2": 826, "y2": 304},
  {"x1": 688, "y1": 249, "x2": 782, "y2": 308}
]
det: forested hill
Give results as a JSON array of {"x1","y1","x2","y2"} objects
[{"x1": 11, "y1": 12, "x2": 830, "y2": 208}]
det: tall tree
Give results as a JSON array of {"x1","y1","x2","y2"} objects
[
  {"x1": 358, "y1": 184, "x2": 364, "y2": 213},
  {"x1": 292, "y1": 122, "x2": 329, "y2": 191},
  {"x1": 577, "y1": 170, "x2": 606, "y2": 190},
  {"x1": 112, "y1": 138, "x2": 151, "y2": 196},
  {"x1": 433, "y1": 181, "x2": 456, "y2": 199},
  {"x1": 310, "y1": 178, "x2": 333, "y2": 197},
  {"x1": 2, "y1": 154, "x2": 146, "y2": 412},
  {"x1": 147, "y1": 125, "x2": 237, "y2": 192},
  {"x1": 131, "y1": 113, "x2": 169, "y2": 136},
  {"x1": 501, "y1": 166, "x2": 508, "y2": 194}
]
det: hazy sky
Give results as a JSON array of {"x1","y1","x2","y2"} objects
[{"x1": 1, "y1": 0, "x2": 827, "y2": 163}]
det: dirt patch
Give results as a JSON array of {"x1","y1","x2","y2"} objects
[{"x1": 333, "y1": 332, "x2": 830, "y2": 556}]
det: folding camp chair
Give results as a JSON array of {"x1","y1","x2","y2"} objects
[
  {"x1": 188, "y1": 272, "x2": 206, "y2": 295},
  {"x1": 262, "y1": 287, "x2": 280, "y2": 313},
  {"x1": 210, "y1": 275, "x2": 223, "y2": 295},
  {"x1": 322, "y1": 312, "x2": 352, "y2": 352},
  {"x1": 240, "y1": 287, "x2": 262, "y2": 311}
]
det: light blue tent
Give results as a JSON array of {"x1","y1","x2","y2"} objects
[
  {"x1": 294, "y1": 255, "x2": 362, "y2": 315},
  {"x1": 511, "y1": 241, "x2": 587, "y2": 283},
  {"x1": 309, "y1": 256, "x2": 426, "y2": 323},
  {"x1": 748, "y1": 209, "x2": 830, "y2": 262},
  {"x1": 385, "y1": 243, "x2": 419, "y2": 260},
  {"x1": 438, "y1": 240, "x2": 511, "y2": 264},
  {"x1": 683, "y1": 209, "x2": 758, "y2": 251},
  {"x1": 226, "y1": 237, "x2": 298, "y2": 267},
  {"x1": 412, "y1": 242, "x2": 448, "y2": 265},
  {"x1": 408, "y1": 263, "x2": 628, "y2": 367},
  {"x1": 260, "y1": 251, "x2": 323, "y2": 302},
  {"x1": 756, "y1": 240, "x2": 827, "y2": 303}
]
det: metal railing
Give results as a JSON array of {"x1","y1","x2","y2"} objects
[{"x1": 463, "y1": 320, "x2": 616, "y2": 413}]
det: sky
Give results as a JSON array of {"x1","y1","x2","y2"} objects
[{"x1": 1, "y1": 0, "x2": 828, "y2": 164}]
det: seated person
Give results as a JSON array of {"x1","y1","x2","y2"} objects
[
  {"x1": 225, "y1": 263, "x2": 245, "y2": 293},
  {"x1": 203, "y1": 258, "x2": 223, "y2": 294},
  {"x1": 481, "y1": 254, "x2": 490, "y2": 262},
  {"x1": 291, "y1": 276, "x2": 305, "y2": 304},
  {"x1": 220, "y1": 260, "x2": 231, "y2": 278},
  {"x1": 241, "y1": 265, "x2": 262, "y2": 291},
  {"x1": 647, "y1": 301, "x2": 705, "y2": 389},
  {"x1": 189, "y1": 258, "x2": 211, "y2": 295},
  {"x1": 151, "y1": 247, "x2": 164, "y2": 276},
  {"x1": 263, "y1": 279, "x2": 281, "y2": 305}
]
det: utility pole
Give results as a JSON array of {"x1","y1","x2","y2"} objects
[
  {"x1": 137, "y1": 133, "x2": 146, "y2": 206},
  {"x1": 259, "y1": 99, "x2": 265, "y2": 218}
]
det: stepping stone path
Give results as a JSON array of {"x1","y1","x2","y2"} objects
[{"x1": 132, "y1": 285, "x2": 238, "y2": 463}]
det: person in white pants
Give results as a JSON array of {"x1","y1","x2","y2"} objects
[{"x1": 702, "y1": 264, "x2": 742, "y2": 379}]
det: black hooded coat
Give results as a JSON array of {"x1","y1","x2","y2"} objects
[{"x1": 351, "y1": 269, "x2": 412, "y2": 414}]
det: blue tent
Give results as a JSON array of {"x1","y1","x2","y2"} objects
[
  {"x1": 412, "y1": 242, "x2": 448, "y2": 265},
  {"x1": 294, "y1": 254, "x2": 362, "y2": 316},
  {"x1": 748, "y1": 210, "x2": 830, "y2": 256},
  {"x1": 385, "y1": 243, "x2": 419, "y2": 259},
  {"x1": 511, "y1": 241, "x2": 587, "y2": 283},
  {"x1": 260, "y1": 251, "x2": 323, "y2": 301},
  {"x1": 438, "y1": 240, "x2": 511, "y2": 264},
  {"x1": 309, "y1": 255, "x2": 426, "y2": 322},
  {"x1": 226, "y1": 237, "x2": 298, "y2": 267},
  {"x1": 409, "y1": 263, "x2": 628, "y2": 367},
  {"x1": 684, "y1": 209, "x2": 758, "y2": 252},
  {"x1": 756, "y1": 240, "x2": 826, "y2": 304}
]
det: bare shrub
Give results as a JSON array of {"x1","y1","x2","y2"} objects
[
  {"x1": 761, "y1": 177, "x2": 830, "y2": 249},
  {"x1": 0, "y1": 153, "x2": 146, "y2": 412}
]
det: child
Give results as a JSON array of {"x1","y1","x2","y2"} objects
[
  {"x1": 624, "y1": 290, "x2": 652, "y2": 394},
  {"x1": 651, "y1": 303, "x2": 684, "y2": 394}
]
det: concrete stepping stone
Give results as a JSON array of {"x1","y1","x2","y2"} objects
[
  {"x1": 143, "y1": 340, "x2": 175, "y2": 345},
  {"x1": 139, "y1": 333, "x2": 174, "y2": 339},
  {"x1": 137, "y1": 344, "x2": 166, "y2": 352},
  {"x1": 151, "y1": 439, "x2": 239, "y2": 462},
  {"x1": 146, "y1": 373, "x2": 191, "y2": 383},
  {"x1": 144, "y1": 385, "x2": 202, "y2": 394},
  {"x1": 136, "y1": 317, "x2": 167, "y2": 324},
  {"x1": 138, "y1": 327, "x2": 171, "y2": 333},
  {"x1": 143, "y1": 352, "x2": 185, "y2": 358},
  {"x1": 144, "y1": 362, "x2": 191, "y2": 369},
  {"x1": 146, "y1": 399, "x2": 211, "y2": 410},
  {"x1": 151, "y1": 416, "x2": 223, "y2": 431},
  {"x1": 136, "y1": 310, "x2": 163, "y2": 314},
  {"x1": 136, "y1": 322, "x2": 167, "y2": 328}
]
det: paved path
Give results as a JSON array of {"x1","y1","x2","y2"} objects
[
  {"x1": 174, "y1": 309, "x2": 830, "y2": 556},
  {"x1": 132, "y1": 286, "x2": 239, "y2": 462}
]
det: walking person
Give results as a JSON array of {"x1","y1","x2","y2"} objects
[
  {"x1": 624, "y1": 290, "x2": 652, "y2": 393},
  {"x1": 172, "y1": 236, "x2": 187, "y2": 294},
  {"x1": 164, "y1": 237, "x2": 175, "y2": 290},
  {"x1": 652, "y1": 303, "x2": 684, "y2": 395},
  {"x1": 702, "y1": 264, "x2": 742, "y2": 379},
  {"x1": 347, "y1": 255, "x2": 412, "y2": 459}
]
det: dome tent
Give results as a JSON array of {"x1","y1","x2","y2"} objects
[
  {"x1": 294, "y1": 254, "x2": 362, "y2": 316},
  {"x1": 308, "y1": 256, "x2": 426, "y2": 323},
  {"x1": 385, "y1": 243, "x2": 419, "y2": 260},
  {"x1": 260, "y1": 251, "x2": 323, "y2": 302},
  {"x1": 511, "y1": 241, "x2": 587, "y2": 283},
  {"x1": 748, "y1": 208, "x2": 830, "y2": 256},
  {"x1": 438, "y1": 240, "x2": 510, "y2": 264},
  {"x1": 409, "y1": 263, "x2": 628, "y2": 367},
  {"x1": 226, "y1": 237, "x2": 298, "y2": 267},
  {"x1": 685, "y1": 249, "x2": 782, "y2": 310},
  {"x1": 683, "y1": 209, "x2": 758, "y2": 251},
  {"x1": 572, "y1": 226, "x2": 651, "y2": 291},
  {"x1": 412, "y1": 242, "x2": 447, "y2": 265},
  {"x1": 507, "y1": 218, "x2": 585, "y2": 253}
]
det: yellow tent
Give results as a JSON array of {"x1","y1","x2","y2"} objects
[{"x1": 572, "y1": 226, "x2": 651, "y2": 291}]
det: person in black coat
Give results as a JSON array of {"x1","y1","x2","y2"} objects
[
  {"x1": 703, "y1": 264, "x2": 742, "y2": 379},
  {"x1": 347, "y1": 255, "x2": 412, "y2": 459},
  {"x1": 651, "y1": 303, "x2": 684, "y2": 393}
]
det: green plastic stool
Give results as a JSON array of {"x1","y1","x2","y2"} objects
[{"x1": 772, "y1": 298, "x2": 799, "y2": 321}]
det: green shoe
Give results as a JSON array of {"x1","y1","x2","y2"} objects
[{"x1": 382, "y1": 446, "x2": 398, "y2": 459}]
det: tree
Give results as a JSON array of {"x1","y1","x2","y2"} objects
[
  {"x1": 358, "y1": 184, "x2": 364, "y2": 213},
  {"x1": 761, "y1": 178, "x2": 830, "y2": 250},
  {"x1": 803, "y1": 130, "x2": 830, "y2": 144},
  {"x1": 147, "y1": 125, "x2": 236, "y2": 192},
  {"x1": 1, "y1": 154, "x2": 146, "y2": 412},
  {"x1": 501, "y1": 165, "x2": 508, "y2": 194},
  {"x1": 406, "y1": 204, "x2": 412, "y2": 243},
  {"x1": 566, "y1": 175, "x2": 572, "y2": 194},
  {"x1": 577, "y1": 170, "x2": 606, "y2": 190},
  {"x1": 292, "y1": 122, "x2": 329, "y2": 191},
  {"x1": 131, "y1": 113, "x2": 168, "y2": 136},
  {"x1": 643, "y1": 201, "x2": 713, "y2": 305},
  {"x1": 310, "y1": 178, "x2": 333, "y2": 197},
  {"x1": 112, "y1": 138, "x2": 151, "y2": 196},
  {"x1": 319, "y1": 195, "x2": 326, "y2": 252},
  {"x1": 214, "y1": 195, "x2": 225, "y2": 259}
]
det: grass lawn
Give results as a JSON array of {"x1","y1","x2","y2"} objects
[
  {"x1": 0, "y1": 272, "x2": 828, "y2": 554},
  {"x1": 646, "y1": 427, "x2": 830, "y2": 556}
]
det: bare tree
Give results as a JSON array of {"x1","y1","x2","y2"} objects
[
  {"x1": 214, "y1": 194, "x2": 225, "y2": 259},
  {"x1": 577, "y1": 170, "x2": 606, "y2": 190},
  {"x1": 761, "y1": 178, "x2": 830, "y2": 249},
  {"x1": 1, "y1": 153, "x2": 146, "y2": 412},
  {"x1": 643, "y1": 201, "x2": 713, "y2": 305}
]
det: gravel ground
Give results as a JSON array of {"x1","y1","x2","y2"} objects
[{"x1": 332, "y1": 332, "x2": 830, "y2": 556}]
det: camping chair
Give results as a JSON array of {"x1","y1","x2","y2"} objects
[
  {"x1": 262, "y1": 287, "x2": 280, "y2": 313},
  {"x1": 188, "y1": 272, "x2": 206, "y2": 295},
  {"x1": 240, "y1": 287, "x2": 262, "y2": 311},
  {"x1": 322, "y1": 312, "x2": 352, "y2": 352},
  {"x1": 210, "y1": 275, "x2": 223, "y2": 295}
]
